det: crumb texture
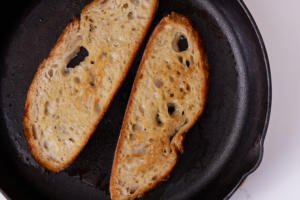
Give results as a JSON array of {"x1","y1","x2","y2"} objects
[
  {"x1": 110, "y1": 13, "x2": 208, "y2": 200},
  {"x1": 23, "y1": 0, "x2": 157, "y2": 171}
]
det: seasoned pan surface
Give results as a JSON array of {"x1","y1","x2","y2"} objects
[{"x1": 0, "y1": 0, "x2": 271, "y2": 199}]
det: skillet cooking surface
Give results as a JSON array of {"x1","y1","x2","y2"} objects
[{"x1": 0, "y1": 0, "x2": 271, "y2": 199}]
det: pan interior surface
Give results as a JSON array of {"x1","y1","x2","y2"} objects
[{"x1": 0, "y1": 0, "x2": 270, "y2": 200}]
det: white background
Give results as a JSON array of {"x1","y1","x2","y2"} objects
[
  {"x1": 232, "y1": 0, "x2": 300, "y2": 200},
  {"x1": 0, "y1": 1, "x2": 299, "y2": 200}
]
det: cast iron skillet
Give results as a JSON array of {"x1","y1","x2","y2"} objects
[{"x1": 0, "y1": 0, "x2": 271, "y2": 199}]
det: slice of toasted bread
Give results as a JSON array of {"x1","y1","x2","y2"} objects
[
  {"x1": 23, "y1": 0, "x2": 158, "y2": 172},
  {"x1": 110, "y1": 13, "x2": 209, "y2": 200}
]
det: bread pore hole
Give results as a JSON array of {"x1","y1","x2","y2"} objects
[
  {"x1": 152, "y1": 176, "x2": 157, "y2": 181},
  {"x1": 48, "y1": 69, "x2": 53, "y2": 78},
  {"x1": 129, "y1": 133, "x2": 136, "y2": 141},
  {"x1": 126, "y1": 187, "x2": 137, "y2": 195},
  {"x1": 43, "y1": 141, "x2": 49, "y2": 150},
  {"x1": 163, "y1": 148, "x2": 169, "y2": 156},
  {"x1": 185, "y1": 60, "x2": 190, "y2": 68},
  {"x1": 128, "y1": 12, "x2": 134, "y2": 20},
  {"x1": 69, "y1": 138, "x2": 75, "y2": 143},
  {"x1": 167, "y1": 103, "x2": 176, "y2": 116},
  {"x1": 74, "y1": 77, "x2": 80, "y2": 84},
  {"x1": 61, "y1": 68, "x2": 70, "y2": 76},
  {"x1": 172, "y1": 33, "x2": 189, "y2": 52},
  {"x1": 178, "y1": 56, "x2": 183, "y2": 64},
  {"x1": 153, "y1": 78, "x2": 164, "y2": 88},
  {"x1": 186, "y1": 83, "x2": 191, "y2": 91},
  {"x1": 155, "y1": 113, "x2": 163, "y2": 126},
  {"x1": 132, "y1": 123, "x2": 143, "y2": 132},
  {"x1": 67, "y1": 46, "x2": 89, "y2": 69}
]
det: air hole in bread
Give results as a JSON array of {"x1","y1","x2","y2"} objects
[
  {"x1": 44, "y1": 101, "x2": 50, "y2": 115},
  {"x1": 43, "y1": 141, "x2": 49, "y2": 150},
  {"x1": 167, "y1": 103, "x2": 176, "y2": 116},
  {"x1": 48, "y1": 69, "x2": 53, "y2": 78},
  {"x1": 90, "y1": 61, "x2": 95, "y2": 65},
  {"x1": 132, "y1": 123, "x2": 143, "y2": 132},
  {"x1": 90, "y1": 81, "x2": 96, "y2": 88},
  {"x1": 69, "y1": 138, "x2": 75, "y2": 143},
  {"x1": 172, "y1": 33, "x2": 189, "y2": 52},
  {"x1": 189, "y1": 105, "x2": 194, "y2": 110},
  {"x1": 186, "y1": 83, "x2": 191, "y2": 91},
  {"x1": 129, "y1": 133, "x2": 136, "y2": 141},
  {"x1": 163, "y1": 148, "x2": 168, "y2": 156},
  {"x1": 129, "y1": 188, "x2": 136, "y2": 195},
  {"x1": 178, "y1": 56, "x2": 183, "y2": 64},
  {"x1": 48, "y1": 156, "x2": 59, "y2": 163},
  {"x1": 185, "y1": 60, "x2": 190, "y2": 68},
  {"x1": 126, "y1": 187, "x2": 137, "y2": 195},
  {"x1": 148, "y1": 138, "x2": 154, "y2": 143},
  {"x1": 62, "y1": 68, "x2": 70, "y2": 76},
  {"x1": 128, "y1": 12, "x2": 134, "y2": 20},
  {"x1": 178, "y1": 35, "x2": 188, "y2": 51},
  {"x1": 152, "y1": 175, "x2": 157, "y2": 181},
  {"x1": 169, "y1": 76, "x2": 174, "y2": 82},
  {"x1": 155, "y1": 113, "x2": 163, "y2": 126},
  {"x1": 182, "y1": 111, "x2": 185, "y2": 115},
  {"x1": 122, "y1": 3, "x2": 128, "y2": 8},
  {"x1": 153, "y1": 78, "x2": 164, "y2": 88},
  {"x1": 74, "y1": 77, "x2": 80, "y2": 84},
  {"x1": 170, "y1": 93, "x2": 174, "y2": 97},
  {"x1": 67, "y1": 46, "x2": 89, "y2": 69}
]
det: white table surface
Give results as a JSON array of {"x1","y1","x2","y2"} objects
[
  {"x1": 232, "y1": 0, "x2": 300, "y2": 200},
  {"x1": 0, "y1": 1, "x2": 299, "y2": 200}
]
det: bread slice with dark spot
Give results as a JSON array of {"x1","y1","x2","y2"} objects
[
  {"x1": 110, "y1": 12, "x2": 209, "y2": 200},
  {"x1": 23, "y1": 0, "x2": 158, "y2": 172}
]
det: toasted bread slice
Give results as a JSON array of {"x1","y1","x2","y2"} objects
[
  {"x1": 110, "y1": 13, "x2": 209, "y2": 200},
  {"x1": 23, "y1": 0, "x2": 158, "y2": 172}
]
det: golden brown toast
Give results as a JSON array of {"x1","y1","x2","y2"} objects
[{"x1": 110, "y1": 12, "x2": 209, "y2": 200}]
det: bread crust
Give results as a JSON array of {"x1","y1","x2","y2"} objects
[
  {"x1": 23, "y1": 0, "x2": 158, "y2": 172},
  {"x1": 110, "y1": 12, "x2": 209, "y2": 200}
]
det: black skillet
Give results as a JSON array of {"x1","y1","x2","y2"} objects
[{"x1": 0, "y1": 0, "x2": 271, "y2": 199}]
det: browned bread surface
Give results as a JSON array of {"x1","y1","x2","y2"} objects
[
  {"x1": 23, "y1": 0, "x2": 158, "y2": 172},
  {"x1": 110, "y1": 12, "x2": 209, "y2": 200}
]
